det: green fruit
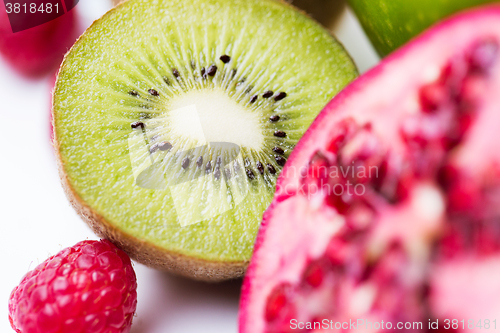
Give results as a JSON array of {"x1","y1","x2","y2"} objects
[
  {"x1": 348, "y1": 0, "x2": 499, "y2": 56},
  {"x1": 53, "y1": 0, "x2": 357, "y2": 281}
]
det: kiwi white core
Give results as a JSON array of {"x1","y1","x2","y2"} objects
[{"x1": 167, "y1": 88, "x2": 264, "y2": 150}]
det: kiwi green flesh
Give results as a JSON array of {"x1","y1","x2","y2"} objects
[{"x1": 53, "y1": 0, "x2": 357, "y2": 270}]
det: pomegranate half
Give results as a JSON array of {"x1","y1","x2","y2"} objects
[{"x1": 240, "y1": 5, "x2": 500, "y2": 333}]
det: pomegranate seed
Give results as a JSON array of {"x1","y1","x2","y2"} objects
[
  {"x1": 325, "y1": 188, "x2": 352, "y2": 214},
  {"x1": 468, "y1": 38, "x2": 499, "y2": 73},
  {"x1": 345, "y1": 201, "x2": 376, "y2": 231},
  {"x1": 436, "y1": 164, "x2": 460, "y2": 189},
  {"x1": 457, "y1": 74, "x2": 486, "y2": 109},
  {"x1": 475, "y1": 221, "x2": 500, "y2": 255},
  {"x1": 265, "y1": 284, "x2": 291, "y2": 322},
  {"x1": 446, "y1": 178, "x2": 480, "y2": 212},
  {"x1": 419, "y1": 81, "x2": 448, "y2": 113},
  {"x1": 301, "y1": 151, "x2": 331, "y2": 192},
  {"x1": 375, "y1": 161, "x2": 413, "y2": 204},
  {"x1": 444, "y1": 113, "x2": 474, "y2": 149},
  {"x1": 327, "y1": 117, "x2": 358, "y2": 153},
  {"x1": 439, "y1": 222, "x2": 468, "y2": 259},
  {"x1": 340, "y1": 127, "x2": 380, "y2": 166},
  {"x1": 303, "y1": 262, "x2": 325, "y2": 288},
  {"x1": 325, "y1": 238, "x2": 353, "y2": 268},
  {"x1": 370, "y1": 157, "x2": 388, "y2": 189},
  {"x1": 442, "y1": 57, "x2": 469, "y2": 100},
  {"x1": 393, "y1": 172, "x2": 413, "y2": 203},
  {"x1": 400, "y1": 115, "x2": 428, "y2": 146}
]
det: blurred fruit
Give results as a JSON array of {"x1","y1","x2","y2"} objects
[
  {"x1": 113, "y1": 0, "x2": 346, "y2": 29},
  {"x1": 288, "y1": 0, "x2": 346, "y2": 29},
  {"x1": 240, "y1": 6, "x2": 500, "y2": 332},
  {"x1": 0, "y1": 1, "x2": 79, "y2": 77},
  {"x1": 9, "y1": 239, "x2": 137, "y2": 333},
  {"x1": 348, "y1": 0, "x2": 499, "y2": 56}
]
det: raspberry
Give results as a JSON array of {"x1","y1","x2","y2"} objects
[{"x1": 8, "y1": 240, "x2": 137, "y2": 333}]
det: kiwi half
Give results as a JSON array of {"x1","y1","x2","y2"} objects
[{"x1": 53, "y1": 0, "x2": 357, "y2": 281}]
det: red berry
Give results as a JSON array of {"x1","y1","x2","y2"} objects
[
  {"x1": 8, "y1": 240, "x2": 137, "y2": 333},
  {"x1": 0, "y1": 1, "x2": 80, "y2": 77}
]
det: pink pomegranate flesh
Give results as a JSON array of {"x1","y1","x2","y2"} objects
[{"x1": 240, "y1": 5, "x2": 500, "y2": 333}]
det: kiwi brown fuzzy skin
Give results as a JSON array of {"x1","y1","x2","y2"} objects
[{"x1": 51, "y1": 5, "x2": 248, "y2": 282}]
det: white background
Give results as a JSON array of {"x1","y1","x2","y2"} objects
[{"x1": 0, "y1": 1, "x2": 378, "y2": 332}]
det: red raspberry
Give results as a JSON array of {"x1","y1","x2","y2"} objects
[{"x1": 8, "y1": 240, "x2": 137, "y2": 333}]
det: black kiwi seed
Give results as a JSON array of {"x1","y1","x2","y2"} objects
[
  {"x1": 274, "y1": 130, "x2": 286, "y2": 138},
  {"x1": 196, "y1": 156, "x2": 203, "y2": 167},
  {"x1": 272, "y1": 147, "x2": 285, "y2": 155},
  {"x1": 250, "y1": 95, "x2": 258, "y2": 103},
  {"x1": 237, "y1": 78, "x2": 246, "y2": 87},
  {"x1": 163, "y1": 77, "x2": 171, "y2": 85},
  {"x1": 256, "y1": 161, "x2": 264, "y2": 174},
  {"x1": 207, "y1": 65, "x2": 217, "y2": 76},
  {"x1": 201, "y1": 67, "x2": 206, "y2": 77},
  {"x1": 269, "y1": 115, "x2": 280, "y2": 122},
  {"x1": 205, "y1": 161, "x2": 212, "y2": 173},
  {"x1": 245, "y1": 158, "x2": 251, "y2": 167},
  {"x1": 214, "y1": 166, "x2": 221, "y2": 180},
  {"x1": 148, "y1": 89, "x2": 159, "y2": 96},
  {"x1": 129, "y1": 90, "x2": 139, "y2": 97},
  {"x1": 246, "y1": 169, "x2": 255, "y2": 180},
  {"x1": 262, "y1": 91, "x2": 273, "y2": 98},
  {"x1": 267, "y1": 164, "x2": 276, "y2": 174},
  {"x1": 172, "y1": 68, "x2": 180, "y2": 78},
  {"x1": 158, "y1": 141, "x2": 172, "y2": 151},
  {"x1": 220, "y1": 55, "x2": 231, "y2": 63},
  {"x1": 245, "y1": 85, "x2": 254, "y2": 94},
  {"x1": 275, "y1": 156, "x2": 286, "y2": 166},
  {"x1": 182, "y1": 158, "x2": 190, "y2": 169},
  {"x1": 230, "y1": 69, "x2": 237, "y2": 78},
  {"x1": 274, "y1": 92, "x2": 287, "y2": 101},
  {"x1": 149, "y1": 143, "x2": 159, "y2": 153},
  {"x1": 131, "y1": 121, "x2": 144, "y2": 129}
]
